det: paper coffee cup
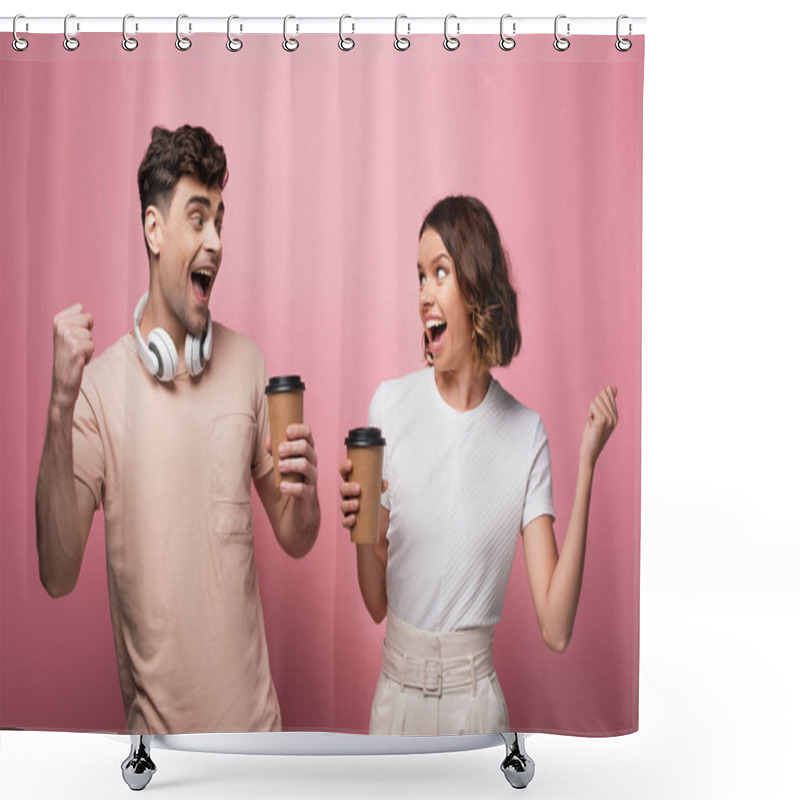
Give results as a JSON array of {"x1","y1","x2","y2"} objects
[
  {"x1": 266, "y1": 375, "x2": 305, "y2": 488},
  {"x1": 345, "y1": 427, "x2": 386, "y2": 545}
]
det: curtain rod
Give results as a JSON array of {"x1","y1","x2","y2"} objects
[{"x1": 2, "y1": 16, "x2": 645, "y2": 36}]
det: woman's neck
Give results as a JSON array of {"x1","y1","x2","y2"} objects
[{"x1": 433, "y1": 364, "x2": 491, "y2": 412}]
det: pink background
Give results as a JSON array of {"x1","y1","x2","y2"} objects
[{"x1": 0, "y1": 33, "x2": 642, "y2": 735}]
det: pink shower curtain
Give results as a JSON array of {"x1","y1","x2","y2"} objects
[{"x1": 1, "y1": 31, "x2": 643, "y2": 735}]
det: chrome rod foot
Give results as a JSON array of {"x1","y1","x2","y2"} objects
[
  {"x1": 500, "y1": 732, "x2": 535, "y2": 789},
  {"x1": 121, "y1": 735, "x2": 156, "y2": 791}
]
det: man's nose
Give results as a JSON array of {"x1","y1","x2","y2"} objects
[{"x1": 205, "y1": 223, "x2": 221, "y2": 252}]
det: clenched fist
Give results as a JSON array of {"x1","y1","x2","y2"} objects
[
  {"x1": 580, "y1": 385, "x2": 619, "y2": 469},
  {"x1": 51, "y1": 303, "x2": 94, "y2": 411}
]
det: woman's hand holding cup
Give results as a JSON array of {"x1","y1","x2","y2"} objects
[{"x1": 339, "y1": 459, "x2": 388, "y2": 529}]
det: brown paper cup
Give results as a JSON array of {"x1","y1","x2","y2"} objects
[
  {"x1": 266, "y1": 376, "x2": 305, "y2": 488},
  {"x1": 345, "y1": 427, "x2": 386, "y2": 545}
]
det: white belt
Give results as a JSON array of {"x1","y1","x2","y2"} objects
[{"x1": 380, "y1": 640, "x2": 495, "y2": 697}]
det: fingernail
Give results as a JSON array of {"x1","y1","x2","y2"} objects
[{"x1": 279, "y1": 444, "x2": 286, "y2": 455}]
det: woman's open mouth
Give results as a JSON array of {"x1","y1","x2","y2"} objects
[
  {"x1": 426, "y1": 317, "x2": 447, "y2": 353},
  {"x1": 191, "y1": 267, "x2": 214, "y2": 302}
]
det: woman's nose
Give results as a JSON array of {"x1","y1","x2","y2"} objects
[{"x1": 420, "y1": 280, "x2": 433, "y2": 307}]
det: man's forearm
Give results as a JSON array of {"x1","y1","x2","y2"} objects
[
  {"x1": 35, "y1": 402, "x2": 86, "y2": 597},
  {"x1": 274, "y1": 493, "x2": 320, "y2": 559}
]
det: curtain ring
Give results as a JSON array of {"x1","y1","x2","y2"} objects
[
  {"x1": 12, "y1": 14, "x2": 29, "y2": 52},
  {"x1": 122, "y1": 14, "x2": 138, "y2": 51},
  {"x1": 553, "y1": 14, "x2": 570, "y2": 51},
  {"x1": 615, "y1": 14, "x2": 632, "y2": 52},
  {"x1": 226, "y1": 15, "x2": 243, "y2": 52},
  {"x1": 63, "y1": 13, "x2": 80, "y2": 51},
  {"x1": 394, "y1": 14, "x2": 410, "y2": 51},
  {"x1": 176, "y1": 14, "x2": 192, "y2": 51},
  {"x1": 443, "y1": 14, "x2": 460, "y2": 51},
  {"x1": 499, "y1": 14, "x2": 515, "y2": 51},
  {"x1": 283, "y1": 15, "x2": 299, "y2": 52},
  {"x1": 339, "y1": 14, "x2": 355, "y2": 51}
]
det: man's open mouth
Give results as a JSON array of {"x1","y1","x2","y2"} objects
[{"x1": 191, "y1": 267, "x2": 214, "y2": 301}]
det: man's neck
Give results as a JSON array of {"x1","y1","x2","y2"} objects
[{"x1": 139, "y1": 292, "x2": 186, "y2": 350}]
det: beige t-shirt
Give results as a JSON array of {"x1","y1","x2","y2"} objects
[{"x1": 72, "y1": 324, "x2": 280, "y2": 734}]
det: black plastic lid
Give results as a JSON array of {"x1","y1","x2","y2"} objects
[
  {"x1": 345, "y1": 426, "x2": 386, "y2": 447},
  {"x1": 265, "y1": 375, "x2": 305, "y2": 394}
]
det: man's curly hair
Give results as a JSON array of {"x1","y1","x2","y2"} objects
[{"x1": 137, "y1": 124, "x2": 228, "y2": 231}]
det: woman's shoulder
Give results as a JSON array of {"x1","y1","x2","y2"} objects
[
  {"x1": 369, "y1": 369, "x2": 431, "y2": 427},
  {"x1": 489, "y1": 378, "x2": 546, "y2": 433},
  {"x1": 374, "y1": 368, "x2": 430, "y2": 402}
]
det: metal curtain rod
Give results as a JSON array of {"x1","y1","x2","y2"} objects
[{"x1": 1, "y1": 15, "x2": 645, "y2": 36}]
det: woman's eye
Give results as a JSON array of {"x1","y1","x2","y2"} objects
[
  {"x1": 418, "y1": 273, "x2": 426, "y2": 287},
  {"x1": 436, "y1": 267, "x2": 447, "y2": 280}
]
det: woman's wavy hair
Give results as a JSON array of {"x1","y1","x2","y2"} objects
[
  {"x1": 420, "y1": 196, "x2": 522, "y2": 370},
  {"x1": 137, "y1": 125, "x2": 228, "y2": 254}
]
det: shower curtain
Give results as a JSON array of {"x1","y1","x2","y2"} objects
[{"x1": 1, "y1": 29, "x2": 643, "y2": 737}]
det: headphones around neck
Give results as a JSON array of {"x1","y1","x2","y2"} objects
[{"x1": 133, "y1": 292, "x2": 212, "y2": 382}]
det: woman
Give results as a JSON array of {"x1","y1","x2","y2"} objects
[{"x1": 339, "y1": 195, "x2": 618, "y2": 736}]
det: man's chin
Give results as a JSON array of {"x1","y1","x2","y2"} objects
[{"x1": 186, "y1": 311, "x2": 209, "y2": 340}]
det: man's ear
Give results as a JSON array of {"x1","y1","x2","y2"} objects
[{"x1": 144, "y1": 205, "x2": 162, "y2": 257}]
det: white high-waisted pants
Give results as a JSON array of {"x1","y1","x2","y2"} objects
[{"x1": 369, "y1": 612, "x2": 509, "y2": 736}]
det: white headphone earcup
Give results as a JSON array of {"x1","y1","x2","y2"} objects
[
  {"x1": 202, "y1": 314, "x2": 213, "y2": 362},
  {"x1": 185, "y1": 313, "x2": 212, "y2": 377},
  {"x1": 148, "y1": 327, "x2": 179, "y2": 382},
  {"x1": 137, "y1": 340, "x2": 160, "y2": 376},
  {"x1": 185, "y1": 333, "x2": 204, "y2": 376}
]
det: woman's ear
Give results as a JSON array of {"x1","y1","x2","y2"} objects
[{"x1": 144, "y1": 205, "x2": 162, "y2": 257}]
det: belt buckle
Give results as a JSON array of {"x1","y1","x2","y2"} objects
[{"x1": 422, "y1": 659, "x2": 442, "y2": 697}]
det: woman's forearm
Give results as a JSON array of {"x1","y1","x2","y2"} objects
[
  {"x1": 540, "y1": 460, "x2": 594, "y2": 651},
  {"x1": 356, "y1": 544, "x2": 388, "y2": 623},
  {"x1": 355, "y1": 507, "x2": 389, "y2": 622}
]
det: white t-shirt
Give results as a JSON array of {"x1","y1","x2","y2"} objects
[{"x1": 368, "y1": 368, "x2": 555, "y2": 633}]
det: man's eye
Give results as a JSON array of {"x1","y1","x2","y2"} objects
[{"x1": 191, "y1": 216, "x2": 203, "y2": 227}]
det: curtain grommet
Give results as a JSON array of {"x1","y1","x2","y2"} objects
[
  {"x1": 12, "y1": 15, "x2": 29, "y2": 52},
  {"x1": 615, "y1": 15, "x2": 632, "y2": 52},
  {"x1": 175, "y1": 14, "x2": 192, "y2": 51},
  {"x1": 553, "y1": 14, "x2": 570, "y2": 51},
  {"x1": 499, "y1": 14, "x2": 516, "y2": 51},
  {"x1": 121, "y1": 14, "x2": 139, "y2": 51},
  {"x1": 339, "y1": 14, "x2": 355, "y2": 51},
  {"x1": 63, "y1": 13, "x2": 80, "y2": 51},
  {"x1": 226, "y1": 15, "x2": 243, "y2": 52},
  {"x1": 394, "y1": 15, "x2": 410, "y2": 51},
  {"x1": 282, "y1": 15, "x2": 299, "y2": 52},
  {"x1": 443, "y1": 14, "x2": 460, "y2": 51}
]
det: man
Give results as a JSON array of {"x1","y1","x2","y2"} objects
[{"x1": 35, "y1": 125, "x2": 320, "y2": 735}]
